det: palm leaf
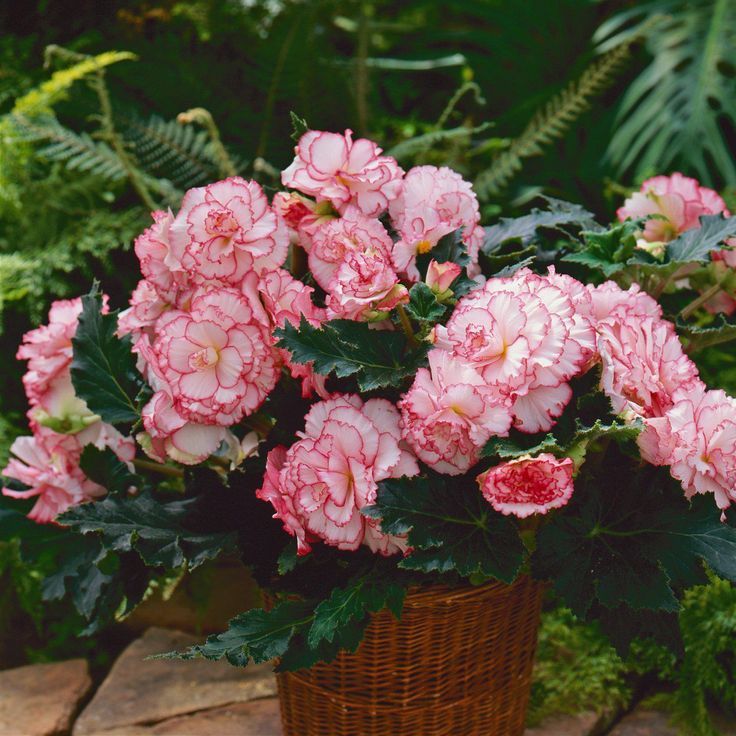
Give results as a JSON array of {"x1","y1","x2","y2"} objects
[{"x1": 595, "y1": 0, "x2": 736, "y2": 186}]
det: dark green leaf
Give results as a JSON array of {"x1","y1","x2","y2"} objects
[
  {"x1": 562, "y1": 221, "x2": 639, "y2": 276},
  {"x1": 405, "y1": 282, "x2": 446, "y2": 322},
  {"x1": 70, "y1": 285, "x2": 141, "y2": 425},
  {"x1": 164, "y1": 599, "x2": 315, "y2": 666},
  {"x1": 667, "y1": 214, "x2": 736, "y2": 263},
  {"x1": 678, "y1": 314, "x2": 736, "y2": 353},
  {"x1": 275, "y1": 317, "x2": 427, "y2": 391},
  {"x1": 533, "y1": 456, "x2": 736, "y2": 618},
  {"x1": 478, "y1": 244, "x2": 536, "y2": 276},
  {"x1": 366, "y1": 474, "x2": 524, "y2": 581},
  {"x1": 57, "y1": 492, "x2": 236, "y2": 570},
  {"x1": 308, "y1": 578, "x2": 405, "y2": 648},
  {"x1": 79, "y1": 446, "x2": 141, "y2": 496},
  {"x1": 481, "y1": 433, "x2": 559, "y2": 459},
  {"x1": 289, "y1": 111, "x2": 309, "y2": 142},
  {"x1": 483, "y1": 198, "x2": 596, "y2": 252}
]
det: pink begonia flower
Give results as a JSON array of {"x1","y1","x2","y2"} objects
[
  {"x1": 259, "y1": 268, "x2": 330, "y2": 399},
  {"x1": 271, "y1": 191, "x2": 337, "y2": 251},
  {"x1": 18, "y1": 296, "x2": 107, "y2": 409},
  {"x1": 326, "y1": 249, "x2": 409, "y2": 322},
  {"x1": 256, "y1": 395, "x2": 418, "y2": 554},
  {"x1": 478, "y1": 454, "x2": 575, "y2": 518},
  {"x1": 587, "y1": 281, "x2": 663, "y2": 322},
  {"x1": 140, "y1": 388, "x2": 229, "y2": 465},
  {"x1": 117, "y1": 279, "x2": 172, "y2": 344},
  {"x1": 134, "y1": 209, "x2": 191, "y2": 303},
  {"x1": 2, "y1": 421, "x2": 134, "y2": 524},
  {"x1": 597, "y1": 315, "x2": 702, "y2": 419},
  {"x1": 434, "y1": 268, "x2": 595, "y2": 433},
  {"x1": 2, "y1": 433, "x2": 104, "y2": 523},
  {"x1": 168, "y1": 177, "x2": 288, "y2": 285},
  {"x1": 642, "y1": 387, "x2": 736, "y2": 511},
  {"x1": 153, "y1": 288, "x2": 279, "y2": 425},
  {"x1": 425, "y1": 259, "x2": 462, "y2": 298},
  {"x1": 617, "y1": 173, "x2": 729, "y2": 243},
  {"x1": 389, "y1": 165, "x2": 483, "y2": 281},
  {"x1": 399, "y1": 350, "x2": 512, "y2": 475},
  {"x1": 281, "y1": 129, "x2": 404, "y2": 217},
  {"x1": 308, "y1": 211, "x2": 395, "y2": 290}
]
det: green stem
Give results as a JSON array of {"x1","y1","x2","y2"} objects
[
  {"x1": 133, "y1": 458, "x2": 184, "y2": 478},
  {"x1": 680, "y1": 279, "x2": 727, "y2": 320},
  {"x1": 395, "y1": 304, "x2": 419, "y2": 347},
  {"x1": 178, "y1": 107, "x2": 237, "y2": 178},
  {"x1": 93, "y1": 68, "x2": 157, "y2": 211},
  {"x1": 435, "y1": 81, "x2": 483, "y2": 130}
]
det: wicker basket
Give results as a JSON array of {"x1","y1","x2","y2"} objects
[{"x1": 276, "y1": 575, "x2": 544, "y2": 736}]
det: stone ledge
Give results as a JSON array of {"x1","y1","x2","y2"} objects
[
  {"x1": 0, "y1": 658, "x2": 92, "y2": 736},
  {"x1": 73, "y1": 627, "x2": 276, "y2": 736}
]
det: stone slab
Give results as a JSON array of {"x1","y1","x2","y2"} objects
[
  {"x1": 87, "y1": 698, "x2": 282, "y2": 736},
  {"x1": 0, "y1": 658, "x2": 92, "y2": 736},
  {"x1": 525, "y1": 711, "x2": 602, "y2": 736},
  {"x1": 73, "y1": 627, "x2": 276, "y2": 735},
  {"x1": 608, "y1": 709, "x2": 677, "y2": 735}
]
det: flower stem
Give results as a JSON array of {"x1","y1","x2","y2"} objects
[
  {"x1": 133, "y1": 458, "x2": 184, "y2": 478},
  {"x1": 395, "y1": 304, "x2": 419, "y2": 347},
  {"x1": 680, "y1": 279, "x2": 726, "y2": 320}
]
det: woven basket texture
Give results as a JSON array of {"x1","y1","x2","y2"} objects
[{"x1": 276, "y1": 575, "x2": 544, "y2": 736}]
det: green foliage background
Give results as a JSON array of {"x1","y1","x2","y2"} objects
[{"x1": 1, "y1": 0, "x2": 736, "y2": 730}]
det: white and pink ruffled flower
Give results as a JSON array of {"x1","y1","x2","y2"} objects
[
  {"x1": 434, "y1": 268, "x2": 595, "y2": 433},
  {"x1": 169, "y1": 177, "x2": 288, "y2": 285},
  {"x1": 281, "y1": 130, "x2": 403, "y2": 217},
  {"x1": 478, "y1": 454, "x2": 574, "y2": 518},
  {"x1": 271, "y1": 191, "x2": 337, "y2": 251},
  {"x1": 597, "y1": 315, "x2": 702, "y2": 419},
  {"x1": 2, "y1": 425, "x2": 132, "y2": 523},
  {"x1": 153, "y1": 288, "x2": 279, "y2": 425},
  {"x1": 2, "y1": 433, "x2": 103, "y2": 523},
  {"x1": 308, "y1": 212, "x2": 394, "y2": 290},
  {"x1": 645, "y1": 387, "x2": 736, "y2": 511},
  {"x1": 256, "y1": 395, "x2": 418, "y2": 554},
  {"x1": 134, "y1": 209, "x2": 191, "y2": 302},
  {"x1": 617, "y1": 173, "x2": 729, "y2": 243},
  {"x1": 140, "y1": 388, "x2": 229, "y2": 465},
  {"x1": 327, "y1": 249, "x2": 408, "y2": 322},
  {"x1": 259, "y1": 268, "x2": 330, "y2": 399},
  {"x1": 588, "y1": 281, "x2": 663, "y2": 322},
  {"x1": 389, "y1": 166, "x2": 482, "y2": 280},
  {"x1": 399, "y1": 350, "x2": 512, "y2": 475},
  {"x1": 18, "y1": 297, "x2": 102, "y2": 408}
]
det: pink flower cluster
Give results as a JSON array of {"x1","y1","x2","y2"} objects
[
  {"x1": 585, "y1": 280, "x2": 736, "y2": 513},
  {"x1": 281, "y1": 130, "x2": 482, "y2": 309},
  {"x1": 119, "y1": 176, "x2": 331, "y2": 464},
  {"x1": 617, "y1": 173, "x2": 729, "y2": 244},
  {"x1": 618, "y1": 173, "x2": 736, "y2": 313},
  {"x1": 258, "y1": 395, "x2": 418, "y2": 555},
  {"x1": 429, "y1": 267, "x2": 596, "y2": 437},
  {"x1": 3, "y1": 298, "x2": 134, "y2": 522}
]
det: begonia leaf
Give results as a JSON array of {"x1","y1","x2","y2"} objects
[{"x1": 71, "y1": 285, "x2": 141, "y2": 425}]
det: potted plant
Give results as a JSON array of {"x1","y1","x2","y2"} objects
[{"x1": 4, "y1": 125, "x2": 736, "y2": 736}]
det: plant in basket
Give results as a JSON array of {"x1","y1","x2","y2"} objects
[{"x1": 4, "y1": 121, "x2": 736, "y2": 735}]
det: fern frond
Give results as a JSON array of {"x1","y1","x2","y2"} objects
[
  {"x1": 475, "y1": 43, "x2": 632, "y2": 198},
  {"x1": 387, "y1": 123, "x2": 492, "y2": 162},
  {"x1": 21, "y1": 119, "x2": 128, "y2": 182},
  {"x1": 11, "y1": 50, "x2": 136, "y2": 117},
  {"x1": 124, "y1": 114, "x2": 220, "y2": 189}
]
